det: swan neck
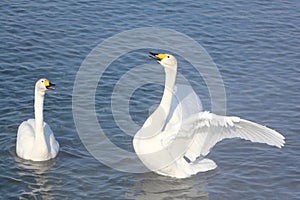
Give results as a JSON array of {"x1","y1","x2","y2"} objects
[
  {"x1": 160, "y1": 67, "x2": 176, "y2": 113},
  {"x1": 34, "y1": 89, "x2": 45, "y2": 141},
  {"x1": 135, "y1": 67, "x2": 177, "y2": 140}
]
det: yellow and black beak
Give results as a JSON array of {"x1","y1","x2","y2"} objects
[
  {"x1": 149, "y1": 52, "x2": 167, "y2": 61},
  {"x1": 44, "y1": 80, "x2": 55, "y2": 90}
]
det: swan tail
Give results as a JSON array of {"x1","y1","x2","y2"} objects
[{"x1": 190, "y1": 158, "x2": 217, "y2": 174}]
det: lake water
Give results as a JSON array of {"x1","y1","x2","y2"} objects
[{"x1": 1, "y1": 0, "x2": 299, "y2": 199}]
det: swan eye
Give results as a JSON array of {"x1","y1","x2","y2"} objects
[{"x1": 167, "y1": 55, "x2": 170, "y2": 58}]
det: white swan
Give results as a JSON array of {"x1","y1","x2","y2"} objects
[
  {"x1": 16, "y1": 78, "x2": 59, "y2": 161},
  {"x1": 133, "y1": 53, "x2": 285, "y2": 178}
]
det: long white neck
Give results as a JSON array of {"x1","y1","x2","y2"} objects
[
  {"x1": 34, "y1": 88, "x2": 46, "y2": 144},
  {"x1": 137, "y1": 66, "x2": 177, "y2": 139},
  {"x1": 160, "y1": 67, "x2": 177, "y2": 114}
]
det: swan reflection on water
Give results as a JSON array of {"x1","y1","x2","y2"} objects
[
  {"x1": 14, "y1": 155, "x2": 56, "y2": 199},
  {"x1": 127, "y1": 171, "x2": 216, "y2": 200}
]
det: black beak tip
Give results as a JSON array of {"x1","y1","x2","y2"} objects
[
  {"x1": 149, "y1": 52, "x2": 159, "y2": 60},
  {"x1": 46, "y1": 83, "x2": 55, "y2": 90},
  {"x1": 149, "y1": 52, "x2": 157, "y2": 56}
]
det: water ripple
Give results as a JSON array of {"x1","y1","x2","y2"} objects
[{"x1": 0, "y1": 0, "x2": 299, "y2": 199}]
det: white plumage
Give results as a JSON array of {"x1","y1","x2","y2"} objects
[
  {"x1": 133, "y1": 53, "x2": 285, "y2": 178},
  {"x1": 16, "y1": 78, "x2": 59, "y2": 161}
]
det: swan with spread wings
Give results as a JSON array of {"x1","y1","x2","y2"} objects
[{"x1": 133, "y1": 53, "x2": 285, "y2": 178}]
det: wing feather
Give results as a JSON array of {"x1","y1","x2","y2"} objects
[{"x1": 181, "y1": 112, "x2": 285, "y2": 162}]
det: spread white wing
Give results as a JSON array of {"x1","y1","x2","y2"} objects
[
  {"x1": 164, "y1": 84, "x2": 202, "y2": 132},
  {"x1": 161, "y1": 85, "x2": 284, "y2": 163},
  {"x1": 180, "y1": 112, "x2": 285, "y2": 162}
]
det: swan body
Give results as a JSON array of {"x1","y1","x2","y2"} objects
[
  {"x1": 133, "y1": 53, "x2": 285, "y2": 178},
  {"x1": 16, "y1": 78, "x2": 59, "y2": 161}
]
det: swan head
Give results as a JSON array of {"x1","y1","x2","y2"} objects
[
  {"x1": 149, "y1": 52, "x2": 177, "y2": 70},
  {"x1": 35, "y1": 78, "x2": 55, "y2": 93}
]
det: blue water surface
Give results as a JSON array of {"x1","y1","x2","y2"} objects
[{"x1": 0, "y1": 0, "x2": 299, "y2": 199}]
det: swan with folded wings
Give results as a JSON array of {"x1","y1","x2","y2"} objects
[
  {"x1": 133, "y1": 53, "x2": 285, "y2": 178},
  {"x1": 16, "y1": 78, "x2": 59, "y2": 161}
]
